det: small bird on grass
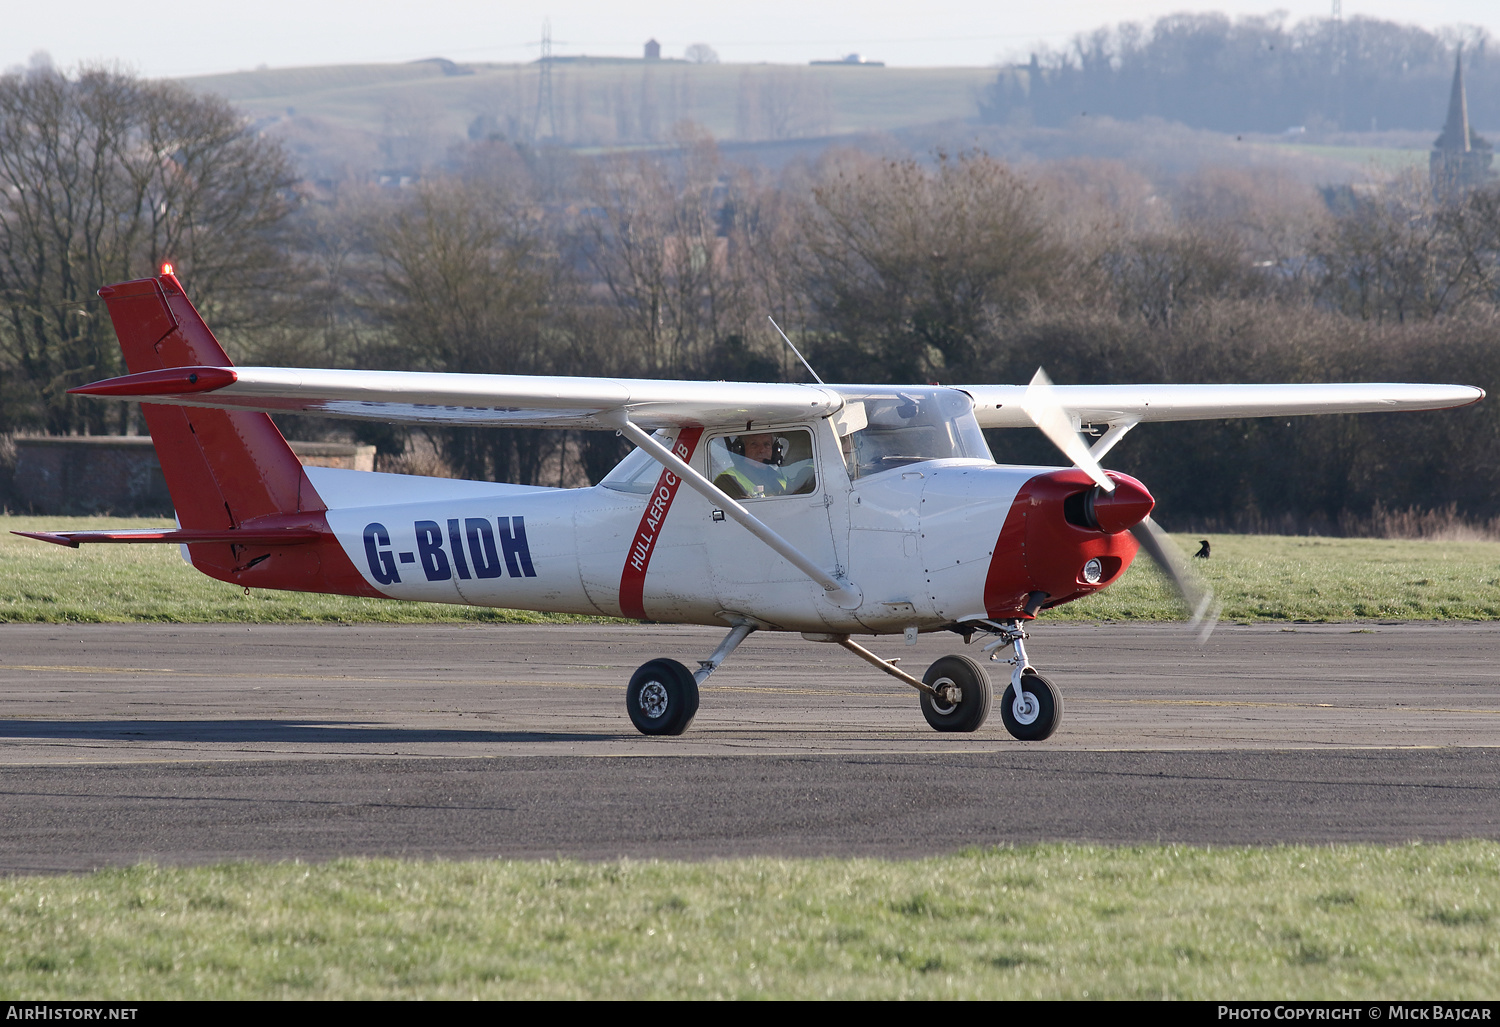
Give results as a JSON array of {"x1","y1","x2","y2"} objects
[{"x1": 1194, "y1": 539, "x2": 1211, "y2": 559}]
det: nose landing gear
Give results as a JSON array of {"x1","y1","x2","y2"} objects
[
  {"x1": 1000, "y1": 669, "x2": 1062, "y2": 741},
  {"x1": 970, "y1": 619, "x2": 1063, "y2": 740}
]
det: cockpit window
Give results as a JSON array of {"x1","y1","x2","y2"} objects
[
  {"x1": 838, "y1": 388, "x2": 993, "y2": 479},
  {"x1": 708, "y1": 429, "x2": 816, "y2": 500}
]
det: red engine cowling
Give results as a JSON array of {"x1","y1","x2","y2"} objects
[{"x1": 982, "y1": 468, "x2": 1152, "y2": 619}]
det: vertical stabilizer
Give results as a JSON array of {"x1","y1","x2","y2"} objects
[
  {"x1": 98, "y1": 272, "x2": 312, "y2": 528},
  {"x1": 95, "y1": 271, "x2": 380, "y2": 597}
]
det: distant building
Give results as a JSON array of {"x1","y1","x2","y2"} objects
[
  {"x1": 810, "y1": 53, "x2": 885, "y2": 67},
  {"x1": 644, "y1": 39, "x2": 661, "y2": 60},
  {"x1": 1430, "y1": 50, "x2": 1493, "y2": 201}
]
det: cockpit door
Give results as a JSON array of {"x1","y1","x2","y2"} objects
[{"x1": 701, "y1": 422, "x2": 847, "y2": 624}]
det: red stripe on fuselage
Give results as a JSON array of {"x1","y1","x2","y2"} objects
[{"x1": 618, "y1": 427, "x2": 704, "y2": 619}]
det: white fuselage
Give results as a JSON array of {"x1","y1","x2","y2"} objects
[{"x1": 313, "y1": 418, "x2": 1042, "y2": 635}]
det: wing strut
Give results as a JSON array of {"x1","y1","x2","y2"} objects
[{"x1": 606, "y1": 413, "x2": 863, "y2": 610}]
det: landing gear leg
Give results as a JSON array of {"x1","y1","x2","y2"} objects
[
  {"x1": 812, "y1": 634, "x2": 993, "y2": 733},
  {"x1": 693, "y1": 621, "x2": 756, "y2": 685},
  {"x1": 973, "y1": 620, "x2": 1063, "y2": 741},
  {"x1": 625, "y1": 621, "x2": 756, "y2": 736}
]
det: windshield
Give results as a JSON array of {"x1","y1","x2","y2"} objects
[
  {"x1": 598, "y1": 435, "x2": 667, "y2": 494},
  {"x1": 837, "y1": 387, "x2": 992, "y2": 479}
]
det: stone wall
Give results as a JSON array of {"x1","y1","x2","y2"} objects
[{"x1": 10, "y1": 436, "x2": 376, "y2": 515}]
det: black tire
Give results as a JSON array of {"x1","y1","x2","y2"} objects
[
  {"x1": 1000, "y1": 670, "x2": 1062, "y2": 741},
  {"x1": 626, "y1": 658, "x2": 699, "y2": 736},
  {"x1": 919, "y1": 655, "x2": 992, "y2": 732}
]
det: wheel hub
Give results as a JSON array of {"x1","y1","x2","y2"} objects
[
  {"x1": 931, "y1": 677, "x2": 962, "y2": 713},
  {"x1": 1012, "y1": 688, "x2": 1040, "y2": 725},
  {"x1": 638, "y1": 680, "x2": 669, "y2": 720}
]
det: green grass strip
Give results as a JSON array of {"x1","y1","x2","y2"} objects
[
  {"x1": 3, "y1": 516, "x2": 1499, "y2": 623},
  {"x1": 0, "y1": 517, "x2": 598, "y2": 625},
  {"x1": 2, "y1": 844, "x2": 1497, "y2": 999}
]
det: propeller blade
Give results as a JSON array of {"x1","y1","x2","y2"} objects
[
  {"x1": 1021, "y1": 368, "x2": 1114, "y2": 492},
  {"x1": 1129, "y1": 516, "x2": 1220, "y2": 643}
]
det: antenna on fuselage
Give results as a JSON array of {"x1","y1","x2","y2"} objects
[{"x1": 767, "y1": 316, "x2": 825, "y2": 385}]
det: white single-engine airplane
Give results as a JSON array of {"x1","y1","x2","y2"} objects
[{"x1": 19, "y1": 270, "x2": 1485, "y2": 739}]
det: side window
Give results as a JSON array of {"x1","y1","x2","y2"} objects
[{"x1": 708, "y1": 429, "x2": 816, "y2": 500}]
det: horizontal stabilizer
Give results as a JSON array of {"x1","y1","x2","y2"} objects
[
  {"x1": 13, "y1": 528, "x2": 322, "y2": 549},
  {"x1": 68, "y1": 365, "x2": 237, "y2": 397}
]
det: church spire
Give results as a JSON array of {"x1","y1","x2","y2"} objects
[
  {"x1": 1434, "y1": 48, "x2": 1471, "y2": 153},
  {"x1": 1430, "y1": 47, "x2": 1493, "y2": 200}
]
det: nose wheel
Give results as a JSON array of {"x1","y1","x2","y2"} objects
[{"x1": 1000, "y1": 670, "x2": 1062, "y2": 741}]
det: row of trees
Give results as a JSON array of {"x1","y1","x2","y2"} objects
[
  {"x1": 4, "y1": 63, "x2": 1500, "y2": 529},
  {"x1": 983, "y1": 13, "x2": 1497, "y2": 134},
  {"x1": 0, "y1": 60, "x2": 295, "y2": 435}
]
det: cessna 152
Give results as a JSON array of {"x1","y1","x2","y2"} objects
[{"x1": 18, "y1": 270, "x2": 1485, "y2": 740}]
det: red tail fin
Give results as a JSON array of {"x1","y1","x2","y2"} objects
[
  {"x1": 96, "y1": 271, "x2": 380, "y2": 598},
  {"x1": 99, "y1": 272, "x2": 313, "y2": 528}
]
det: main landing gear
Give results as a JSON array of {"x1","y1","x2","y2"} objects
[
  {"x1": 626, "y1": 621, "x2": 754, "y2": 736},
  {"x1": 624, "y1": 619, "x2": 1061, "y2": 741}
]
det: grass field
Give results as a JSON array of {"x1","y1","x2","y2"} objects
[
  {"x1": 2, "y1": 516, "x2": 1497, "y2": 624},
  {"x1": 2, "y1": 844, "x2": 1496, "y2": 999},
  {"x1": 1275, "y1": 144, "x2": 1429, "y2": 174}
]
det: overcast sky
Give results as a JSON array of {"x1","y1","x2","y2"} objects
[{"x1": 9, "y1": 2, "x2": 1498, "y2": 78}]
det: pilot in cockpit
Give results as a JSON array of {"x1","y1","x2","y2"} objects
[{"x1": 713, "y1": 432, "x2": 788, "y2": 499}]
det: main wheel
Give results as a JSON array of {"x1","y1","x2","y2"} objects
[
  {"x1": 626, "y1": 658, "x2": 699, "y2": 736},
  {"x1": 919, "y1": 655, "x2": 992, "y2": 732},
  {"x1": 1000, "y1": 670, "x2": 1062, "y2": 741}
]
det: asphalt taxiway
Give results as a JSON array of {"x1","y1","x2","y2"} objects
[{"x1": 1, "y1": 622, "x2": 1496, "y2": 870}]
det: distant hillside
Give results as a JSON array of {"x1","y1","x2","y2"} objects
[
  {"x1": 179, "y1": 58, "x2": 1442, "y2": 187},
  {"x1": 181, "y1": 60, "x2": 996, "y2": 176}
]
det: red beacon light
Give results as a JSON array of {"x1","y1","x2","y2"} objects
[{"x1": 161, "y1": 262, "x2": 175, "y2": 277}]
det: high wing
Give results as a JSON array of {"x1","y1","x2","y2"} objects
[
  {"x1": 70, "y1": 365, "x2": 844, "y2": 430},
  {"x1": 72, "y1": 367, "x2": 1483, "y2": 430},
  {"x1": 962, "y1": 382, "x2": 1484, "y2": 429}
]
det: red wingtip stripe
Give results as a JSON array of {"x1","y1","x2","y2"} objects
[{"x1": 68, "y1": 366, "x2": 237, "y2": 397}]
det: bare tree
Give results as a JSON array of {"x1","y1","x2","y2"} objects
[
  {"x1": 579, "y1": 130, "x2": 752, "y2": 377},
  {"x1": 370, "y1": 177, "x2": 558, "y2": 483},
  {"x1": 0, "y1": 63, "x2": 296, "y2": 434},
  {"x1": 797, "y1": 151, "x2": 1069, "y2": 381},
  {"x1": 1311, "y1": 176, "x2": 1485, "y2": 323}
]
